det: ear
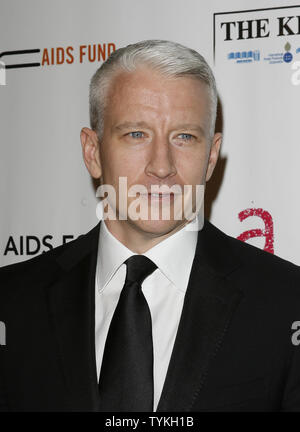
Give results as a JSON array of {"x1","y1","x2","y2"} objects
[
  {"x1": 205, "y1": 132, "x2": 222, "y2": 182},
  {"x1": 80, "y1": 127, "x2": 102, "y2": 179}
]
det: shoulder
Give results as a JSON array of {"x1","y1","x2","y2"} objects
[
  {"x1": 228, "y1": 228, "x2": 299, "y2": 279},
  {"x1": 0, "y1": 222, "x2": 100, "y2": 303},
  {"x1": 0, "y1": 239, "x2": 73, "y2": 307},
  {"x1": 208, "y1": 221, "x2": 300, "y2": 301},
  {"x1": 206, "y1": 219, "x2": 299, "y2": 273},
  {"x1": 0, "y1": 236, "x2": 78, "y2": 280}
]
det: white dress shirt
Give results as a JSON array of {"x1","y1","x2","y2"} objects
[{"x1": 95, "y1": 218, "x2": 200, "y2": 411}]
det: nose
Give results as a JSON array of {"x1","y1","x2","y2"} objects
[{"x1": 145, "y1": 136, "x2": 177, "y2": 180}]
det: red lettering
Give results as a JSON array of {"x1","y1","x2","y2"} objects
[{"x1": 237, "y1": 208, "x2": 274, "y2": 254}]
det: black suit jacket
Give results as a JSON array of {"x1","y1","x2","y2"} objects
[{"x1": 0, "y1": 219, "x2": 300, "y2": 412}]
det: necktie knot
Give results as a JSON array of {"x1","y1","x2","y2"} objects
[{"x1": 124, "y1": 255, "x2": 157, "y2": 286}]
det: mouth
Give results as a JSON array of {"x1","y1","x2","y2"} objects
[{"x1": 142, "y1": 192, "x2": 177, "y2": 201}]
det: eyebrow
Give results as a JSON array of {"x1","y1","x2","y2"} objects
[
  {"x1": 114, "y1": 122, "x2": 206, "y2": 136},
  {"x1": 114, "y1": 121, "x2": 150, "y2": 131},
  {"x1": 174, "y1": 124, "x2": 206, "y2": 137}
]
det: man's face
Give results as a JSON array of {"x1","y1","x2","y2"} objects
[{"x1": 83, "y1": 66, "x2": 221, "y2": 239}]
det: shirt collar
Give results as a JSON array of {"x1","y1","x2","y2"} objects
[
  {"x1": 96, "y1": 220, "x2": 133, "y2": 293},
  {"x1": 96, "y1": 215, "x2": 201, "y2": 294}
]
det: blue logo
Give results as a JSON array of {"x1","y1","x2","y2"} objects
[
  {"x1": 283, "y1": 52, "x2": 293, "y2": 63},
  {"x1": 227, "y1": 50, "x2": 260, "y2": 63}
]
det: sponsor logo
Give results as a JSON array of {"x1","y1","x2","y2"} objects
[
  {"x1": 0, "y1": 43, "x2": 116, "y2": 83},
  {"x1": 263, "y1": 41, "x2": 293, "y2": 65},
  {"x1": 283, "y1": 41, "x2": 293, "y2": 63},
  {"x1": 237, "y1": 208, "x2": 274, "y2": 254},
  {"x1": 214, "y1": 5, "x2": 300, "y2": 66},
  {"x1": 2, "y1": 235, "x2": 77, "y2": 256},
  {"x1": 227, "y1": 49, "x2": 260, "y2": 63}
]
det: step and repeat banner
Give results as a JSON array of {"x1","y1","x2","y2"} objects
[{"x1": 1, "y1": 0, "x2": 299, "y2": 266}]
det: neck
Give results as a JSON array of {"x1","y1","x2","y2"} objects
[{"x1": 103, "y1": 219, "x2": 188, "y2": 254}]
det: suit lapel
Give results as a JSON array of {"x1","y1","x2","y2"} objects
[
  {"x1": 156, "y1": 220, "x2": 244, "y2": 412},
  {"x1": 47, "y1": 223, "x2": 101, "y2": 411}
]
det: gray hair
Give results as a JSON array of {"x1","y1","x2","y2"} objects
[{"x1": 89, "y1": 39, "x2": 218, "y2": 140}]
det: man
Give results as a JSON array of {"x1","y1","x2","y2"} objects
[{"x1": 0, "y1": 40, "x2": 300, "y2": 412}]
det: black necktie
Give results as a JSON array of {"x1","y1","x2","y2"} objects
[{"x1": 98, "y1": 254, "x2": 157, "y2": 412}]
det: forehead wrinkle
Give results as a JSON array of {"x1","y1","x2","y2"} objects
[{"x1": 106, "y1": 69, "x2": 210, "y2": 136}]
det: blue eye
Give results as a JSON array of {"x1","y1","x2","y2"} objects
[
  {"x1": 178, "y1": 133, "x2": 193, "y2": 140},
  {"x1": 129, "y1": 131, "x2": 144, "y2": 139}
]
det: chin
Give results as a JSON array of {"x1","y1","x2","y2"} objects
[{"x1": 128, "y1": 218, "x2": 185, "y2": 237}]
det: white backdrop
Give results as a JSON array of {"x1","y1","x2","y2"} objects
[{"x1": 1, "y1": 0, "x2": 299, "y2": 266}]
